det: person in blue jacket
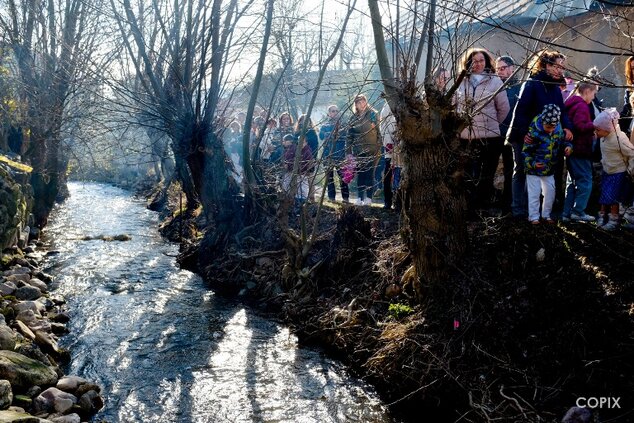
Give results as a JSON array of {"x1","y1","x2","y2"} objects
[
  {"x1": 506, "y1": 49, "x2": 574, "y2": 219},
  {"x1": 320, "y1": 105, "x2": 349, "y2": 202}
]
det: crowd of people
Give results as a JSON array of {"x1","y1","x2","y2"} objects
[
  {"x1": 221, "y1": 48, "x2": 634, "y2": 230},
  {"x1": 459, "y1": 48, "x2": 634, "y2": 229}
]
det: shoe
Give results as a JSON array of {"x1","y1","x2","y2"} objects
[
  {"x1": 355, "y1": 198, "x2": 364, "y2": 206},
  {"x1": 600, "y1": 221, "x2": 618, "y2": 231},
  {"x1": 571, "y1": 213, "x2": 596, "y2": 222},
  {"x1": 623, "y1": 222, "x2": 634, "y2": 230},
  {"x1": 530, "y1": 220, "x2": 540, "y2": 225},
  {"x1": 364, "y1": 198, "x2": 373, "y2": 206},
  {"x1": 599, "y1": 214, "x2": 619, "y2": 231},
  {"x1": 342, "y1": 198, "x2": 350, "y2": 204},
  {"x1": 328, "y1": 197, "x2": 336, "y2": 202},
  {"x1": 545, "y1": 218, "x2": 556, "y2": 224},
  {"x1": 561, "y1": 215, "x2": 571, "y2": 222}
]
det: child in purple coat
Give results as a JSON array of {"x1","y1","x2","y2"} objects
[{"x1": 562, "y1": 80, "x2": 598, "y2": 222}]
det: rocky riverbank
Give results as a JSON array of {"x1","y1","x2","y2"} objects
[
  {"x1": 0, "y1": 156, "x2": 104, "y2": 422},
  {"x1": 0, "y1": 246, "x2": 104, "y2": 423}
]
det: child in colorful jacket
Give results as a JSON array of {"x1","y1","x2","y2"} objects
[{"x1": 523, "y1": 104, "x2": 573, "y2": 224}]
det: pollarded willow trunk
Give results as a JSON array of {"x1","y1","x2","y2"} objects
[
  {"x1": 199, "y1": 130, "x2": 241, "y2": 251},
  {"x1": 29, "y1": 132, "x2": 62, "y2": 229},
  {"x1": 396, "y1": 84, "x2": 468, "y2": 301}
]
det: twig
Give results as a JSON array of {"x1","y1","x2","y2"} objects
[{"x1": 499, "y1": 385, "x2": 528, "y2": 420}]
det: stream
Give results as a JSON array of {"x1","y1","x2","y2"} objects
[{"x1": 41, "y1": 182, "x2": 395, "y2": 423}]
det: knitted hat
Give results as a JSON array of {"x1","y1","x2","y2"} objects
[
  {"x1": 540, "y1": 104, "x2": 561, "y2": 125},
  {"x1": 593, "y1": 108, "x2": 620, "y2": 132}
]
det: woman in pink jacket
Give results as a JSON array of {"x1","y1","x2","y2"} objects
[{"x1": 457, "y1": 48, "x2": 510, "y2": 215}]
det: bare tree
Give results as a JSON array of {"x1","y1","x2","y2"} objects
[
  {"x1": 110, "y1": 0, "x2": 258, "y2": 249},
  {"x1": 0, "y1": 0, "x2": 106, "y2": 227}
]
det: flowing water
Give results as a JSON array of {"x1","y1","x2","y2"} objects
[{"x1": 42, "y1": 182, "x2": 395, "y2": 423}]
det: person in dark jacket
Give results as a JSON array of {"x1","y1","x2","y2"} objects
[
  {"x1": 562, "y1": 80, "x2": 598, "y2": 222},
  {"x1": 496, "y1": 55, "x2": 521, "y2": 213},
  {"x1": 295, "y1": 115, "x2": 319, "y2": 160},
  {"x1": 619, "y1": 56, "x2": 634, "y2": 137},
  {"x1": 347, "y1": 94, "x2": 381, "y2": 205},
  {"x1": 320, "y1": 105, "x2": 349, "y2": 202},
  {"x1": 506, "y1": 49, "x2": 574, "y2": 218}
]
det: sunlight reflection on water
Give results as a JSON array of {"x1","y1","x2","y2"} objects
[{"x1": 43, "y1": 182, "x2": 395, "y2": 423}]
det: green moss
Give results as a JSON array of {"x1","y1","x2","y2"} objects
[
  {"x1": 1, "y1": 255, "x2": 16, "y2": 267},
  {"x1": 0, "y1": 155, "x2": 32, "y2": 173},
  {"x1": 388, "y1": 303, "x2": 413, "y2": 319}
]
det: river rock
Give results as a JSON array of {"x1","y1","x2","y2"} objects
[
  {"x1": 24, "y1": 252, "x2": 44, "y2": 262},
  {"x1": 47, "y1": 314, "x2": 68, "y2": 325},
  {"x1": 32, "y1": 273, "x2": 51, "y2": 284},
  {"x1": 0, "y1": 351, "x2": 58, "y2": 388},
  {"x1": 47, "y1": 297, "x2": 64, "y2": 307},
  {"x1": 14, "y1": 344, "x2": 52, "y2": 368},
  {"x1": 76, "y1": 390, "x2": 102, "y2": 416},
  {"x1": 25, "y1": 387, "x2": 42, "y2": 398},
  {"x1": 34, "y1": 299, "x2": 53, "y2": 312},
  {"x1": 74, "y1": 383, "x2": 100, "y2": 397},
  {"x1": 16, "y1": 310, "x2": 38, "y2": 327},
  {"x1": 25, "y1": 280, "x2": 46, "y2": 294},
  {"x1": 2, "y1": 267, "x2": 30, "y2": 277},
  {"x1": 55, "y1": 377, "x2": 87, "y2": 394},
  {"x1": 13, "y1": 303, "x2": 43, "y2": 318},
  {"x1": 0, "y1": 380, "x2": 12, "y2": 410},
  {"x1": 33, "y1": 388, "x2": 76, "y2": 414},
  {"x1": 14, "y1": 321, "x2": 35, "y2": 341},
  {"x1": 11, "y1": 394, "x2": 31, "y2": 409},
  {"x1": 15, "y1": 286, "x2": 41, "y2": 301},
  {"x1": 48, "y1": 325, "x2": 67, "y2": 336},
  {"x1": 5, "y1": 274, "x2": 30, "y2": 285},
  {"x1": 0, "y1": 408, "x2": 45, "y2": 422},
  {"x1": 33, "y1": 332, "x2": 60, "y2": 357},
  {"x1": 0, "y1": 326, "x2": 16, "y2": 351},
  {"x1": 27, "y1": 320, "x2": 51, "y2": 334},
  {"x1": 14, "y1": 258, "x2": 33, "y2": 269},
  {"x1": 0, "y1": 283, "x2": 16, "y2": 297},
  {"x1": 49, "y1": 414, "x2": 80, "y2": 423}
]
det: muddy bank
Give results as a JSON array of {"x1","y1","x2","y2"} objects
[{"x1": 155, "y1": 186, "x2": 633, "y2": 422}]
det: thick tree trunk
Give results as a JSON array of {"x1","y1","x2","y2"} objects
[
  {"x1": 173, "y1": 148, "x2": 199, "y2": 210},
  {"x1": 199, "y1": 131, "x2": 241, "y2": 252},
  {"x1": 368, "y1": 0, "x2": 468, "y2": 302},
  {"x1": 398, "y1": 87, "x2": 467, "y2": 300}
]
